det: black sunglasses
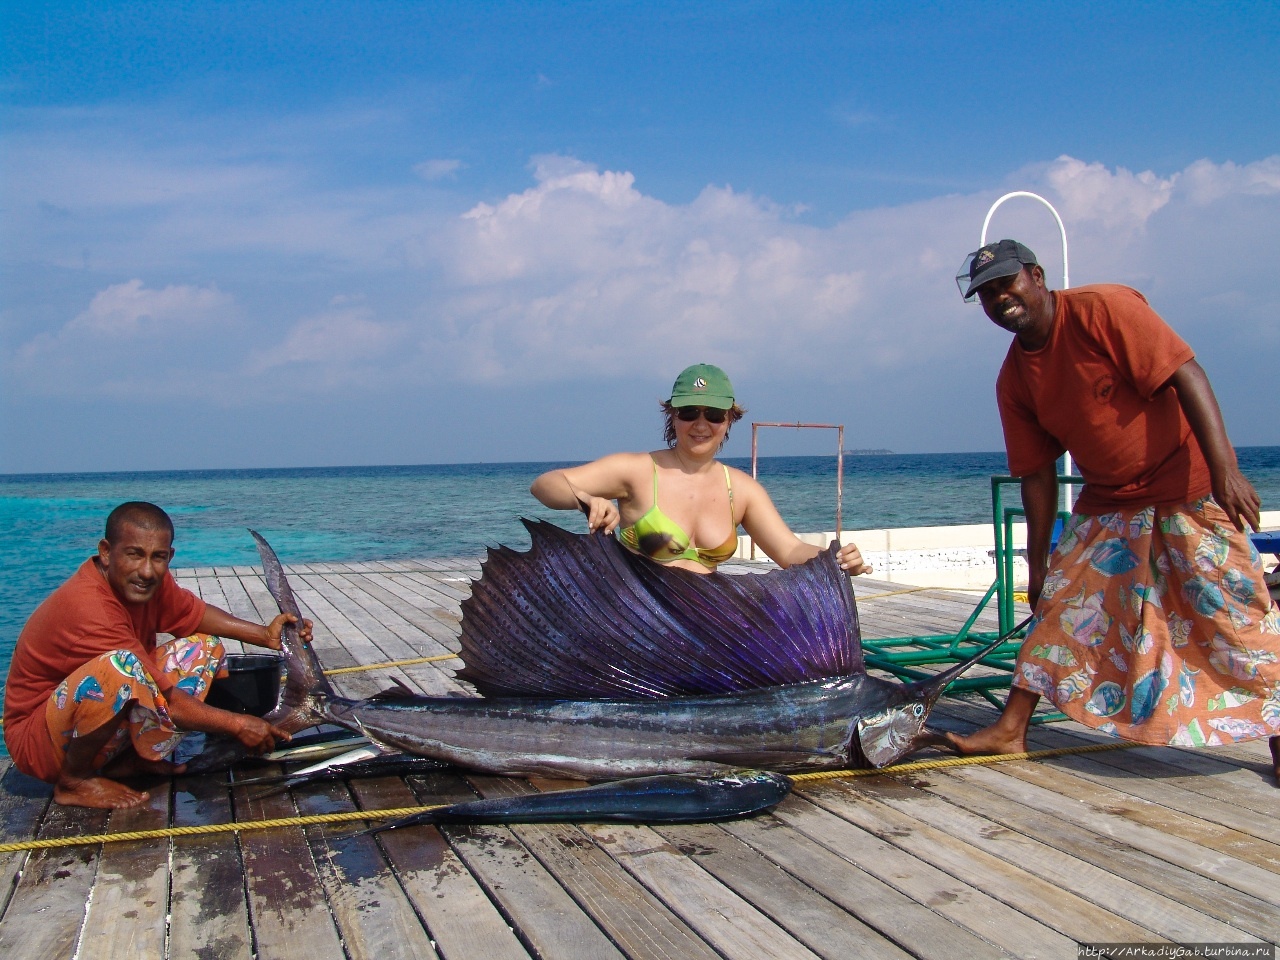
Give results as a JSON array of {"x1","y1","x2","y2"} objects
[{"x1": 675, "y1": 406, "x2": 728, "y2": 424}]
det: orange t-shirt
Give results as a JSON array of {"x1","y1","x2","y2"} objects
[
  {"x1": 996, "y1": 284, "x2": 1210, "y2": 514},
  {"x1": 2, "y1": 558, "x2": 206, "y2": 782}
]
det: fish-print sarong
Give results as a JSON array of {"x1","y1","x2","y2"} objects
[
  {"x1": 1014, "y1": 497, "x2": 1280, "y2": 746},
  {"x1": 44, "y1": 634, "x2": 227, "y2": 771}
]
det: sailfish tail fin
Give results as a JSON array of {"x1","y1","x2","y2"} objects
[{"x1": 250, "y1": 529, "x2": 334, "y2": 734}]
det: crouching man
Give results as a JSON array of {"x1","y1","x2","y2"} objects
[{"x1": 3, "y1": 501, "x2": 312, "y2": 808}]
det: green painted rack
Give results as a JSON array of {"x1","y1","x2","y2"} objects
[{"x1": 860, "y1": 474, "x2": 1072, "y2": 708}]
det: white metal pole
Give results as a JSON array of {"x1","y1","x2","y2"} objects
[{"x1": 980, "y1": 191, "x2": 1074, "y2": 510}]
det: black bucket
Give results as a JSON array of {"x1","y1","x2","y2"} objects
[{"x1": 206, "y1": 654, "x2": 283, "y2": 717}]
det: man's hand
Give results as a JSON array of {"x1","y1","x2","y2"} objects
[
  {"x1": 1026, "y1": 565, "x2": 1047, "y2": 612},
  {"x1": 264, "y1": 613, "x2": 314, "y2": 650},
  {"x1": 1211, "y1": 463, "x2": 1262, "y2": 533},
  {"x1": 1168, "y1": 360, "x2": 1259, "y2": 532},
  {"x1": 231, "y1": 713, "x2": 291, "y2": 753},
  {"x1": 165, "y1": 685, "x2": 292, "y2": 751}
]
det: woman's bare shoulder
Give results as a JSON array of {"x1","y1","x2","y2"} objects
[{"x1": 724, "y1": 464, "x2": 766, "y2": 492}]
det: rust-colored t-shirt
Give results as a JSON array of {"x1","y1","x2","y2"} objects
[
  {"x1": 996, "y1": 284, "x2": 1210, "y2": 514},
  {"x1": 2, "y1": 558, "x2": 206, "y2": 782}
]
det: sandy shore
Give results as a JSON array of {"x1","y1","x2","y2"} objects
[{"x1": 738, "y1": 509, "x2": 1280, "y2": 590}]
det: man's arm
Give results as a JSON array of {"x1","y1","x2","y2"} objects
[
  {"x1": 196, "y1": 606, "x2": 313, "y2": 652},
  {"x1": 1167, "y1": 359, "x2": 1260, "y2": 531},
  {"x1": 164, "y1": 686, "x2": 289, "y2": 752},
  {"x1": 1022, "y1": 460, "x2": 1059, "y2": 611}
]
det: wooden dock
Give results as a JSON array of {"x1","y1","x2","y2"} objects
[{"x1": 1, "y1": 557, "x2": 1276, "y2": 959}]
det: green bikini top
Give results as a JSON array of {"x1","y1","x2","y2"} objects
[{"x1": 617, "y1": 459, "x2": 738, "y2": 569}]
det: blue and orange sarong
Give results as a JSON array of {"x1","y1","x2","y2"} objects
[
  {"x1": 44, "y1": 634, "x2": 227, "y2": 771},
  {"x1": 1015, "y1": 497, "x2": 1280, "y2": 746}
]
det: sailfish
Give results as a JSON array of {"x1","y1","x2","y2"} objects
[{"x1": 253, "y1": 522, "x2": 1011, "y2": 827}]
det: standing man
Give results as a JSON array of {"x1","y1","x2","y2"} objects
[
  {"x1": 947, "y1": 240, "x2": 1280, "y2": 779},
  {"x1": 3, "y1": 501, "x2": 312, "y2": 808}
]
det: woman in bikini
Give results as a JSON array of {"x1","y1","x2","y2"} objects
[{"x1": 531, "y1": 363, "x2": 872, "y2": 576}]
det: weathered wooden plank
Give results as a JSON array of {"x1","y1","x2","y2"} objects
[
  {"x1": 862, "y1": 766, "x2": 1265, "y2": 945},
  {"x1": 958, "y1": 760, "x2": 1280, "y2": 904},
  {"x1": 0, "y1": 800, "x2": 109, "y2": 959},
  {"x1": 942, "y1": 697, "x2": 1280, "y2": 816},
  {"x1": 307, "y1": 573, "x2": 437, "y2": 657},
  {"x1": 292, "y1": 779, "x2": 440, "y2": 960},
  {"x1": 721, "y1": 812, "x2": 1014, "y2": 960},
  {"x1": 0, "y1": 761, "x2": 52, "y2": 921},
  {"x1": 194, "y1": 572, "x2": 248, "y2": 655},
  {"x1": 290, "y1": 576, "x2": 400, "y2": 675},
  {"x1": 480, "y1": 777, "x2": 723, "y2": 960},
  {"x1": 654, "y1": 822, "x2": 919, "y2": 960},
  {"x1": 77, "y1": 785, "x2": 172, "y2": 958},
  {"x1": 1011, "y1": 725, "x2": 1280, "y2": 845},
  {"x1": 405, "y1": 773, "x2": 625, "y2": 960},
  {"x1": 348, "y1": 776, "x2": 531, "y2": 960},
  {"x1": 314, "y1": 573, "x2": 466, "y2": 696},
  {"x1": 913, "y1": 763, "x2": 1280, "y2": 944},
  {"x1": 443, "y1": 822, "x2": 625, "y2": 959},
  {"x1": 347, "y1": 572, "x2": 467, "y2": 648},
  {"x1": 799, "y1": 779, "x2": 1163, "y2": 946},
  {"x1": 769, "y1": 791, "x2": 1075, "y2": 959},
  {"x1": 580, "y1": 820, "x2": 824, "y2": 960},
  {"x1": 395, "y1": 570, "x2": 472, "y2": 606},
  {"x1": 234, "y1": 769, "x2": 346, "y2": 960},
  {"x1": 168, "y1": 772, "x2": 254, "y2": 960},
  {"x1": 218, "y1": 569, "x2": 276, "y2": 630}
]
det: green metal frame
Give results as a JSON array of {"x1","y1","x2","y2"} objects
[{"x1": 859, "y1": 474, "x2": 1072, "y2": 709}]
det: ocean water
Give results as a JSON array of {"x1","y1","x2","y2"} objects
[{"x1": 3, "y1": 447, "x2": 1279, "y2": 719}]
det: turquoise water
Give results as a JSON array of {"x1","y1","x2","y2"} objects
[{"x1": 4, "y1": 448, "x2": 1279, "y2": 720}]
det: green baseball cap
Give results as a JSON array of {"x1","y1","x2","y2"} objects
[{"x1": 669, "y1": 363, "x2": 735, "y2": 409}]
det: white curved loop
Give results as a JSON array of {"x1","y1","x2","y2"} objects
[
  {"x1": 980, "y1": 191, "x2": 1069, "y2": 290},
  {"x1": 979, "y1": 191, "x2": 1075, "y2": 505}
]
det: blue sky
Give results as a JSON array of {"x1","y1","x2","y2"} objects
[{"x1": 2, "y1": 1, "x2": 1278, "y2": 472}]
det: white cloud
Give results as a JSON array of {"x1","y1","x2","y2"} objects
[
  {"x1": 67, "y1": 279, "x2": 232, "y2": 337},
  {"x1": 414, "y1": 158, "x2": 464, "y2": 181},
  {"x1": 4, "y1": 140, "x2": 1278, "y2": 449},
  {"x1": 1042, "y1": 155, "x2": 1176, "y2": 231},
  {"x1": 245, "y1": 304, "x2": 405, "y2": 376}
]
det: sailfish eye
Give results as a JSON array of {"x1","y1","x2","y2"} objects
[{"x1": 912, "y1": 704, "x2": 924, "y2": 718}]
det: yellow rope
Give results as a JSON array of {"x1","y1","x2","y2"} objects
[
  {"x1": 787, "y1": 739, "x2": 1136, "y2": 782},
  {"x1": 857, "y1": 587, "x2": 935, "y2": 601},
  {"x1": 0, "y1": 804, "x2": 447, "y2": 854},
  {"x1": 0, "y1": 740, "x2": 1136, "y2": 854},
  {"x1": 323, "y1": 653, "x2": 459, "y2": 676}
]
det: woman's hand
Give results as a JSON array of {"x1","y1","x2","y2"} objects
[
  {"x1": 577, "y1": 494, "x2": 621, "y2": 535},
  {"x1": 530, "y1": 460, "x2": 635, "y2": 535},
  {"x1": 836, "y1": 541, "x2": 873, "y2": 576}
]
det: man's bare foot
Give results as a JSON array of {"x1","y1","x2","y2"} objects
[
  {"x1": 1270, "y1": 736, "x2": 1279, "y2": 787},
  {"x1": 53, "y1": 775, "x2": 149, "y2": 809},
  {"x1": 944, "y1": 725, "x2": 1028, "y2": 756}
]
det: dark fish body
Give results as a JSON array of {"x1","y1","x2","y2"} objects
[{"x1": 373, "y1": 773, "x2": 791, "y2": 832}]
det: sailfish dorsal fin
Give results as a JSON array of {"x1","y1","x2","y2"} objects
[{"x1": 455, "y1": 519, "x2": 863, "y2": 698}]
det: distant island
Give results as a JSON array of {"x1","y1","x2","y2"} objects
[{"x1": 842, "y1": 448, "x2": 894, "y2": 456}]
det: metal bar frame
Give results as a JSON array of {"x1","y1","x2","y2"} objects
[{"x1": 749, "y1": 421, "x2": 844, "y2": 560}]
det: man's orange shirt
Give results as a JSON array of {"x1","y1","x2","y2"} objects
[
  {"x1": 996, "y1": 284, "x2": 1210, "y2": 514},
  {"x1": 3, "y1": 558, "x2": 206, "y2": 781}
]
